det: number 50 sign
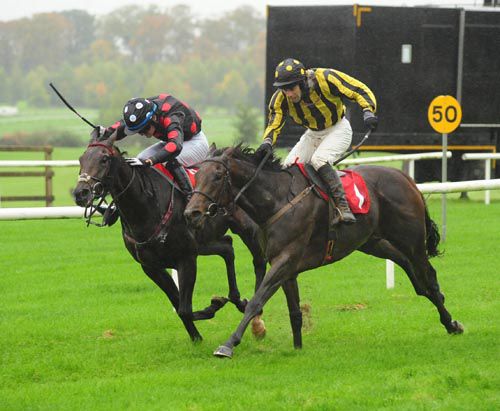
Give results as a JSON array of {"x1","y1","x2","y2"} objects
[{"x1": 428, "y1": 95, "x2": 462, "y2": 134}]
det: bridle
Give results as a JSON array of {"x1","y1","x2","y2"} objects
[
  {"x1": 192, "y1": 151, "x2": 272, "y2": 218},
  {"x1": 78, "y1": 142, "x2": 135, "y2": 226},
  {"x1": 191, "y1": 159, "x2": 234, "y2": 218}
]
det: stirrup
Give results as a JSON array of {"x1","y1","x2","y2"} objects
[{"x1": 338, "y1": 207, "x2": 356, "y2": 224}]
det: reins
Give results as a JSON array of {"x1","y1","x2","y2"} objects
[
  {"x1": 193, "y1": 151, "x2": 272, "y2": 218},
  {"x1": 234, "y1": 151, "x2": 272, "y2": 203}
]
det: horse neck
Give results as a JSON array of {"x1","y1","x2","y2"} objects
[
  {"x1": 230, "y1": 158, "x2": 293, "y2": 225},
  {"x1": 110, "y1": 161, "x2": 165, "y2": 229}
]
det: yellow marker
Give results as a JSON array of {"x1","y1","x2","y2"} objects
[{"x1": 428, "y1": 95, "x2": 462, "y2": 134}]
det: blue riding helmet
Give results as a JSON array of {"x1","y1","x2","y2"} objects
[{"x1": 123, "y1": 98, "x2": 157, "y2": 135}]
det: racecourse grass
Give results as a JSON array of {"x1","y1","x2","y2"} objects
[{"x1": 1, "y1": 199, "x2": 499, "y2": 410}]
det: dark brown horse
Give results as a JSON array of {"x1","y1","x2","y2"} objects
[
  {"x1": 184, "y1": 145, "x2": 464, "y2": 358},
  {"x1": 73, "y1": 135, "x2": 267, "y2": 342}
]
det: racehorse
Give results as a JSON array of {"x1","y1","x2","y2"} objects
[
  {"x1": 73, "y1": 133, "x2": 267, "y2": 342},
  {"x1": 184, "y1": 145, "x2": 464, "y2": 358}
]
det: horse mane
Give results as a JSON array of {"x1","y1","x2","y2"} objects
[{"x1": 213, "y1": 143, "x2": 284, "y2": 172}]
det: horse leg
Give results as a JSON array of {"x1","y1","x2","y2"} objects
[
  {"x1": 411, "y1": 256, "x2": 464, "y2": 334},
  {"x1": 141, "y1": 265, "x2": 202, "y2": 342},
  {"x1": 282, "y1": 275, "x2": 302, "y2": 349},
  {"x1": 228, "y1": 208, "x2": 267, "y2": 292},
  {"x1": 213, "y1": 253, "x2": 297, "y2": 358},
  {"x1": 384, "y1": 237, "x2": 464, "y2": 335},
  {"x1": 174, "y1": 256, "x2": 207, "y2": 341},
  {"x1": 359, "y1": 238, "x2": 427, "y2": 296},
  {"x1": 228, "y1": 209, "x2": 268, "y2": 339},
  {"x1": 198, "y1": 236, "x2": 247, "y2": 313}
]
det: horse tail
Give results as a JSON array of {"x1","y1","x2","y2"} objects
[{"x1": 423, "y1": 197, "x2": 442, "y2": 258}]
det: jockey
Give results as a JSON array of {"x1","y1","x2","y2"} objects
[
  {"x1": 100, "y1": 94, "x2": 209, "y2": 198},
  {"x1": 255, "y1": 58, "x2": 378, "y2": 224}
]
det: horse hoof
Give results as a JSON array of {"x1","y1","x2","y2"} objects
[
  {"x1": 191, "y1": 334, "x2": 203, "y2": 343},
  {"x1": 448, "y1": 320, "x2": 464, "y2": 334},
  {"x1": 213, "y1": 345, "x2": 233, "y2": 358}
]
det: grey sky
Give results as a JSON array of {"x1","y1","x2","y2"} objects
[{"x1": 0, "y1": 0, "x2": 486, "y2": 21}]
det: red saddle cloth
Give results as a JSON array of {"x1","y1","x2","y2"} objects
[
  {"x1": 296, "y1": 163, "x2": 370, "y2": 214},
  {"x1": 153, "y1": 164, "x2": 197, "y2": 188}
]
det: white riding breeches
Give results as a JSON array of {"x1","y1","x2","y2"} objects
[
  {"x1": 138, "y1": 130, "x2": 209, "y2": 167},
  {"x1": 283, "y1": 117, "x2": 353, "y2": 170}
]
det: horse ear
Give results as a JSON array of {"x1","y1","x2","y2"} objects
[
  {"x1": 89, "y1": 127, "x2": 100, "y2": 142},
  {"x1": 223, "y1": 147, "x2": 234, "y2": 158},
  {"x1": 209, "y1": 142, "x2": 217, "y2": 154}
]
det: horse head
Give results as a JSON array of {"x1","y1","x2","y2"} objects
[
  {"x1": 184, "y1": 148, "x2": 236, "y2": 230},
  {"x1": 73, "y1": 131, "x2": 120, "y2": 207}
]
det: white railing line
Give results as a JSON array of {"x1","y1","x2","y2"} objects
[
  {"x1": 416, "y1": 179, "x2": 500, "y2": 193},
  {"x1": 342, "y1": 151, "x2": 451, "y2": 165},
  {"x1": 0, "y1": 160, "x2": 79, "y2": 167},
  {"x1": 461, "y1": 153, "x2": 500, "y2": 160},
  {"x1": 0, "y1": 206, "x2": 85, "y2": 220},
  {"x1": 0, "y1": 153, "x2": 453, "y2": 168},
  {"x1": 460, "y1": 153, "x2": 499, "y2": 205}
]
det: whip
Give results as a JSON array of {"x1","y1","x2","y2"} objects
[{"x1": 49, "y1": 82, "x2": 97, "y2": 129}]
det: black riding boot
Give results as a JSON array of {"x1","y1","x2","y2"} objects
[
  {"x1": 317, "y1": 164, "x2": 356, "y2": 224},
  {"x1": 167, "y1": 159, "x2": 193, "y2": 199}
]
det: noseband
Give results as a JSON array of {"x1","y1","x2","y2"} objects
[
  {"x1": 191, "y1": 159, "x2": 234, "y2": 218},
  {"x1": 78, "y1": 142, "x2": 135, "y2": 226}
]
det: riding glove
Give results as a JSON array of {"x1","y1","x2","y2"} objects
[
  {"x1": 363, "y1": 110, "x2": 378, "y2": 131},
  {"x1": 125, "y1": 157, "x2": 152, "y2": 167},
  {"x1": 255, "y1": 139, "x2": 273, "y2": 161}
]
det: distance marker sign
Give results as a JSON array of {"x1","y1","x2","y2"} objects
[{"x1": 428, "y1": 95, "x2": 462, "y2": 134}]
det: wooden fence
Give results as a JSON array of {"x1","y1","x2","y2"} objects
[{"x1": 0, "y1": 146, "x2": 54, "y2": 206}]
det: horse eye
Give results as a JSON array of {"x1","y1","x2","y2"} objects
[
  {"x1": 214, "y1": 172, "x2": 223, "y2": 181},
  {"x1": 101, "y1": 155, "x2": 110, "y2": 164}
]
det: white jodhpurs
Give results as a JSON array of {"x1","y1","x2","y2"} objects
[
  {"x1": 138, "y1": 130, "x2": 209, "y2": 167},
  {"x1": 283, "y1": 117, "x2": 353, "y2": 170}
]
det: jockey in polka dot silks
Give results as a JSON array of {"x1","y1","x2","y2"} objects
[
  {"x1": 99, "y1": 94, "x2": 209, "y2": 197},
  {"x1": 255, "y1": 58, "x2": 378, "y2": 224}
]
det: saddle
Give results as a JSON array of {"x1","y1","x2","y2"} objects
[
  {"x1": 295, "y1": 163, "x2": 370, "y2": 214},
  {"x1": 153, "y1": 163, "x2": 197, "y2": 192},
  {"x1": 294, "y1": 163, "x2": 371, "y2": 264}
]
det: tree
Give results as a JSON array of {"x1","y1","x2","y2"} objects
[
  {"x1": 214, "y1": 69, "x2": 249, "y2": 110},
  {"x1": 233, "y1": 104, "x2": 261, "y2": 144},
  {"x1": 26, "y1": 66, "x2": 51, "y2": 106},
  {"x1": 60, "y1": 10, "x2": 96, "y2": 64}
]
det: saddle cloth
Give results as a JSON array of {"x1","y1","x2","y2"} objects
[
  {"x1": 295, "y1": 163, "x2": 371, "y2": 214},
  {"x1": 153, "y1": 164, "x2": 197, "y2": 188}
]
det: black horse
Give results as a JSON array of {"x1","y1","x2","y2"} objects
[
  {"x1": 73, "y1": 135, "x2": 267, "y2": 342},
  {"x1": 184, "y1": 145, "x2": 464, "y2": 358}
]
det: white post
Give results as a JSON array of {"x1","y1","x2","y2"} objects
[
  {"x1": 441, "y1": 134, "x2": 448, "y2": 242},
  {"x1": 386, "y1": 260, "x2": 395, "y2": 289},
  {"x1": 171, "y1": 269, "x2": 179, "y2": 312},
  {"x1": 485, "y1": 159, "x2": 491, "y2": 205},
  {"x1": 171, "y1": 269, "x2": 179, "y2": 289},
  {"x1": 408, "y1": 159, "x2": 415, "y2": 179}
]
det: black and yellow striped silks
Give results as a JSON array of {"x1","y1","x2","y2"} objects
[{"x1": 263, "y1": 68, "x2": 377, "y2": 144}]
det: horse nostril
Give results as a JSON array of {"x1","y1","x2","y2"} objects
[
  {"x1": 185, "y1": 209, "x2": 202, "y2": 226},
  {"x1": 74, "y1": 188, "x2": 91, "y2": 206}
]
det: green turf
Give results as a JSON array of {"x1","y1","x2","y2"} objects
[{"x1": 0, "y1": 199, "x2": 499, "y2": 410}]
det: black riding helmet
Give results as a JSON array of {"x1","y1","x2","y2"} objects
[
  {"x1": 273, "y1": 58, "x2": 306, "y2": 88},
  {"x1": 123, "y1": 98, "x2": 157, "y2": 135}
]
